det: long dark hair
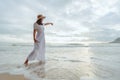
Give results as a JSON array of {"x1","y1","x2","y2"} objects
[{"x1": 36, "y1": 19, "x2": 43, "y2": 25}]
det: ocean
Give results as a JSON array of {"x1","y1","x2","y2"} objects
[{"x1": 0, "y1": 42, "x2": 120, "y2": 80}]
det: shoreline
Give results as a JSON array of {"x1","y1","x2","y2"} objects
[{"x1": 0, "y1": 73, "x2": 28, "y2": 80}]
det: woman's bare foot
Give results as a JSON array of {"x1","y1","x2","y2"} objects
[{"x1": 24, "y1": 59, "x2": 28, "y2": 67}]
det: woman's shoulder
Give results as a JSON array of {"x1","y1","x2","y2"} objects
[
  {"x1": 34, "y1": 22, "x2": 44, "y2": 26},
  {"x1": 33, "y1": 22, "x2": 44, "y2": 29},
  {"x1": 34, "y1": 22, "x2": 38, "y2": 26},
  {"x1": 33, "y1": 22, "x2": 39, "y2": 29}
]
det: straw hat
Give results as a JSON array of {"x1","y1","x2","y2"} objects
[{"x1": 37, "y1": 14, "x2": 46, "y2": 19}]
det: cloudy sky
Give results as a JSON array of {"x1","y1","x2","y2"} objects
[{"x1": 0, "y1": 0, "x2": 120, "y2": 43}]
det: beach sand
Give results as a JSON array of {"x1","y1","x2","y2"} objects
[{"x1": 0, "y1": 73, "x2": 28, "y2": 80}]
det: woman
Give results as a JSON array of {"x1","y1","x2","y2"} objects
[{"x1": 24, "y1": 14, "x2": 53, "y2": 66}]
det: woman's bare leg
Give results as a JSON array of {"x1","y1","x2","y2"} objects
[{"x1": 24, "y1": 59, "x2": 28, "y2": 66}]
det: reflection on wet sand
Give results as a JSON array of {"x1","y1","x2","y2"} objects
[
  {"x1": 24, "y1": 47, "x2": 120, "y2": 80},
  {"x1": 25, "y1": 48, "x2": 94, "y2": 80},
  {"x1": 27, "y1": 61, "x2": 45, "y2": 78}
]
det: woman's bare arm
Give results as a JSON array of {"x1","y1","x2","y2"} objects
[
  {"x1": 33, "y1": 29, "x2": 37, "y2": 43},
  {"x1": 44, "y1": 22, "x2": 53, "y2": 26}
]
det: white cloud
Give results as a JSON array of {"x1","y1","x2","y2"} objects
[{"x1": 0, "y1": 0, "x2": 120, "y2": 43}]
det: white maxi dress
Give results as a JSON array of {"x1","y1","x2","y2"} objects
[{"x1": 27, "y1": 23, "x2": 45, "y2": 62}]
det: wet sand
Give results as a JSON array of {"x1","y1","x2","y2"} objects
[{"x1": 0, "y1": 73, "x2": 28, "y2": 80}]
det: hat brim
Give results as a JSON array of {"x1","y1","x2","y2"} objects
[{"x1": 39, "y1": 16, "x2": 46, "y2": 19}]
